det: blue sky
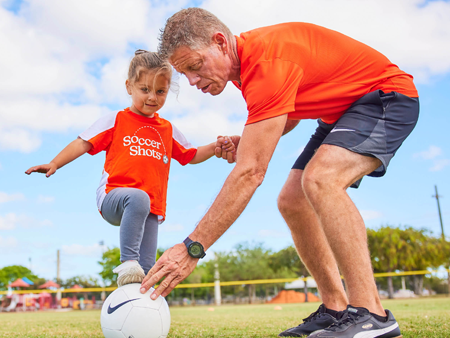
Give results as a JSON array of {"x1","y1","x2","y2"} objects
[{"x1": 1, "y1": 0, "x2": 449, "y2": 282}]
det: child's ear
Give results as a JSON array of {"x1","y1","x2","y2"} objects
[{"x1": 125, "y1": 80, "x2": 132, "y2": 95}]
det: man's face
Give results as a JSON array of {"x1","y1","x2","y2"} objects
[{"x1": 169, "y1": 45, "x2": 231, "y2": 96}]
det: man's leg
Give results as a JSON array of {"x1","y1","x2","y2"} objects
[
  {"x1": 302, "y1": 144, "x2": 384, "y2": 316},
  {"x1": 278, "y1": 169, "x2": 348, "y2": 311}
]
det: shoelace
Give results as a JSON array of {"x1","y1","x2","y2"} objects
[
  {"x1": 325, "y1": 311, "x2": 362, "y2": 331},
  {"x1": 301, "y1": 306, "x2": 324, "y2": 323}
]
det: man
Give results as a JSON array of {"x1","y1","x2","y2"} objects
[{"x1": 140, "y1": 7, "x2": 418, "y2": 338}]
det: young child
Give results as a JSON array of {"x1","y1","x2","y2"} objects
[{"x1": 25, "y1": 50, "x2": 236, "y2": 287}]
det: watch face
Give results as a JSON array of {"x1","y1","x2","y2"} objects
[{"x1": 189, "y1": 243, "x2": 203, "y2": 257}]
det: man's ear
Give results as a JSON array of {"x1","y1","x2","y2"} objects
[
  {"x1": 125, "y1": 79, "x2": 132, "y2": 95},
  {"x1": 212, "y1": 32, "x2": 228, "y2": 54}
]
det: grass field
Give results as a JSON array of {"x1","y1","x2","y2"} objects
[{"x1": 0, "y1": 297, "x2": 449, "y2": 337}]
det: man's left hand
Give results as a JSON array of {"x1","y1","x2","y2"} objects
[{"x1": 140, "y1": 243, "x2": 198, "y2": 300}]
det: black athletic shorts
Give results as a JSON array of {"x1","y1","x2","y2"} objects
[{"x1": 292, "y1": 90, "x2": 419, "y2": 188}]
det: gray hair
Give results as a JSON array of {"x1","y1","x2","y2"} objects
[{"x1": 158, "y1": 8, "x2": 234, "y2": 59}]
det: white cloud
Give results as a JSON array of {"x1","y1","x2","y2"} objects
[
  {"x1": 0, "y1": 236, "x2": 18, "y2": 252},
  {"x1": 160, "y1": 223, "x2": 184, "y2": 233},
  {"x1": 0, "y1": 128, "x2": 42, "y2": 153},
  {"x1": 36, "y1": 219, "x2": 53, "y2": 228},
  {"x1": 0, "y1": 213, "x2": 21, "y2": 230},
  {"x1": 414, "y1": 145, "x2": 442, "y2": 160},
  {"x1": 430, "y1": 159, "x2": 450, "y2": 172},
  {"x1": 1, "y1": 0, "x2": 450, "y2": 153},
  {"x1": 360, "y1": 210, "x2": 383, "y2": 221},
  {"x1": 0, "y1": 192, "x2": 25, "y2": 203},
  {"x1": 62, "y1": 243, "x2": 103, "y2": 256},
  {"x1": 0, "y1": 213, "x2": 52, "y2": 229},
  {"x1": 258, "y1": 229, "x2": 289, "y2": 238},
  {"x1": 37, "y1": 195, "x2": 55, "y2": 203},
  {"x1": 0, "y1": 0, "x2": 187, "y2": 152},
  {"x1": 414, "y1": 145, "x2": 449, "y2": 172}
]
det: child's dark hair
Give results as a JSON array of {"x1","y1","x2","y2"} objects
[{"x1": 128, "y1": 49, "x2": 172, "y2": 84}]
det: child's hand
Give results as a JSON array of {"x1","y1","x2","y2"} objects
[
  {"x1": 25, "y1": 163, "x2": 58, "y2": 178},
  {"x1": 215, "y1": 136, "x2": 239, "y2": 163}
]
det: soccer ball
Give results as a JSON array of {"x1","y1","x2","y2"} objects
[{"x1": 101, "y1": 284, "x2": 171, "y2": 338}]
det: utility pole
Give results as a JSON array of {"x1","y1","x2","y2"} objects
[
  {"x1": 432, "y1": 185, "x2": 445, "y2": 240},
  {"x1": 99, "y1": 241, "x2": 106, "y2": 302},
  {"x1": 214, "y1": 261, "x2": 221, "y2": 306},
  {"x1": 56, "y1": 249, "x2": 61, "y2": 308},
  {"x1": 57, "y1": 249, "x2": 61, "y2": 281},
  {"x1": 433, "y1": 185, "x2": 449, "y2": 296}
]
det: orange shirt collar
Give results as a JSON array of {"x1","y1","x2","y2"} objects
[
  {"x1": 124, "y1": 107, "x2": 160, "y2": 124},
  {"x1": 234, "y1": 35, "x2": 245, "y2": 90}
]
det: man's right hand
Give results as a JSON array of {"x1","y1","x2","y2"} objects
[{"x1": 140, "y1": 243, "x2": 199, "y2": 300}]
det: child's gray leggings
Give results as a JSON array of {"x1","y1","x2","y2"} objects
[{"x1": 100, "y1": 187, "x2": 158, "y2": 275}]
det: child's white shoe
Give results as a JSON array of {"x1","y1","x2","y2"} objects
[{"x1": 113, "y1": 260, "x2": 145, "y2": 287}]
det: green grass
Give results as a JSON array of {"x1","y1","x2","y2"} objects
[{"x1": 0, "y1": 298, "x2": 449, "y2": 337}]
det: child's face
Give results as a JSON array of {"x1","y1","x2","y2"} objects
[{"x1": 126, "y1": 70, "x2": 170, "y2": 117}]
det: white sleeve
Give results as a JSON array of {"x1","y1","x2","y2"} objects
[
  {"x1": 79, "y1": 111, "x2": 119, "y2": 141},
  {"x1": 171, "y1": 123, "x2": 195, "y2": 150}
]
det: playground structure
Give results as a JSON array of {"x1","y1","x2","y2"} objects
[{"x1": 0, "y1": 279, "x2": 101, "y2": 312}]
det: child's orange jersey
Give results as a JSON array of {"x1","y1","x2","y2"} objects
[
  {"x1": 79, "y1": 108, "x2": 197, "y2": 221},
  {"x1": 233, "y1": 23, "x2": 418, "y2": 125}
]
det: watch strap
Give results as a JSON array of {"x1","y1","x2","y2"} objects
[
  {"x1": 183, "y1": 237, "x2": 193, "y2": 249},
  {"x1": 183, "y1": 237, "x2": 206, "y2": 258}
]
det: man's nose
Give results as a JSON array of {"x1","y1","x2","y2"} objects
[{"x1": 186, "y1": 72, "x2": 201, "y2": 86}]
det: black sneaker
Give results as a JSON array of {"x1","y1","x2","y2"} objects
[
  {"x1": 308, "y1": 305, "x2": 402, "y2": 338},
  {"x1": 278, "y1": 304, "x2": 340, "y2": 337}
]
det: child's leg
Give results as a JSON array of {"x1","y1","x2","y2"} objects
[
  {"x1": 101, "y1": 187, "x2": 151, "y2": 263},
  {"x1": 138, "y1": 213, "x2": 159, "y2": 275}
]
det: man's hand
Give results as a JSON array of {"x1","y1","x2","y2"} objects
[{"x1": 140, "y1": 243, "x2": 198, "y2": 300}]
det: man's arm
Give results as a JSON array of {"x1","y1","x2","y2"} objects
[{"x1": 140, "y1": 114, "x2": 288, "y2": 299}]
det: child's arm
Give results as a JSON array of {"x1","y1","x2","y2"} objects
[
  {"x1": 189, "y1": 136, "x2": 235, "y2": 164},
  {"x1": 25, "y1": 138, "x2": 92, "y2": 177}
]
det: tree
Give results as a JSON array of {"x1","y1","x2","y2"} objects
[
  {"x1": 399, "y1": 228, "x2": 441, "y2": 295},
  {"x1": 368, "y1": 226, "x2": 443, "y2": 297},
  {"x1": 61, "y1": 276, "x2": 99, "y2": 288},
  {"x1": 98, "y1": 247, "x2": 121, "y2": 286},
  {"x1": 368, "y1": 226, "x2": 416, "y2": 298},
  {"x1": 268, "y1": 245, "x2": 309, "y2": 300},
  {"x1": 438, "y1": 240, "x2": 450, "y2": 295},
  {"x1": 0, "y1": 265, "x2": 37, "y2": 290},
  {"x1": 268, "y1": 245, "x2": 308, "y2": 277},
  {"x1": 199, "y1": 242, "x2": 290, "y2": 303}
]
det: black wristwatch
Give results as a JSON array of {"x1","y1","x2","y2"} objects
[{"x1": 183, "y1": 237, "x2": 206, "y2": 259}]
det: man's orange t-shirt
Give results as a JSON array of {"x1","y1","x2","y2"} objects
[
  {"x1": 79, "y1": 108, "x2": 197, "y2": 222},
  {"x1": 233, "y1": 23, "x2": 418, "y2": 125}
]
